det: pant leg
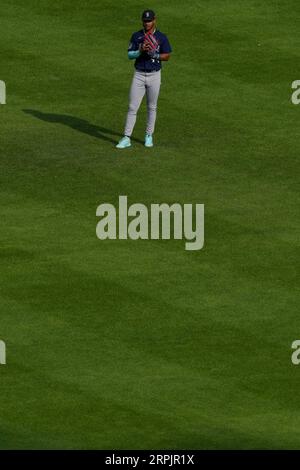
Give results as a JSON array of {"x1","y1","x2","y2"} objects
[
  {"x1": 124, "y1": 71, "x2": 146, "y2": 137},
  {"x1": 145, "y1": 71, "x2": 161, "y2": 135}
]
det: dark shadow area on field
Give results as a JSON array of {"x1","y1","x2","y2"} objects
[{"x1": 22, "y1": 109, "x2": 144, "y2": 145}]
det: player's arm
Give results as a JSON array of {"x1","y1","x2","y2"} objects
[
  {"x1": 158, "y1": 53, "x2": 170, "y2": 61},
  {"x1": 127, "y1": 34, "x2": 142, "y2": 60},
  {"x1": 146, "y1": 49, "x2": 171, "y2": 61},
  {"x1": 156, "y1": 35, "x2": 172, "y2": 61},
  {"x1": 128, "y1": 50, "x2": 141, "y2": 59}
]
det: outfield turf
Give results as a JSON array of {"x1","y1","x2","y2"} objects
[{"x1": 1, "y1": 0, "x2": 300, "y2": 449}]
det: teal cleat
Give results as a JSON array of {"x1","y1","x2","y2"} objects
[
  {"x1": 116, "y1": 136, "x2": 131, "y2": 149},
  {"x1": 145, "y1": 134, "x2": 153, "y2": 148}
]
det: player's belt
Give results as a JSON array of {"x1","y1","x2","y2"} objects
[{"x1": 136, "y1": 69, "x2": 159, "y2": 73}]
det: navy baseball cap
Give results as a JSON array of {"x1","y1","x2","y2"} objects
[{"x1": 142, "y1": 10, "x2": 156, "y2": 21}]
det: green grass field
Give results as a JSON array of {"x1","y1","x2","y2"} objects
[{"x1": 1, "y1": 0, "x2": 300, "y2": 449}]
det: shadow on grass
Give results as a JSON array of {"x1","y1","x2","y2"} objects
[{"x1": 22, "y1": 109, "x2": 144, "y2": 145}]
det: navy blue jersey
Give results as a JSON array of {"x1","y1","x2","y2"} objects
[{"x1": 128, "y1": 29, "x2": 172, "y2": 72}]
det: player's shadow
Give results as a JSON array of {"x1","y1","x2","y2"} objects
[{"x1": 22, "y1": 109, "x2": 144, "y2": 145}]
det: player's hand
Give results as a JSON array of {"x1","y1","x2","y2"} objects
[{"x1": 140, "y1": 42, "x2": 151, "y2": 52}]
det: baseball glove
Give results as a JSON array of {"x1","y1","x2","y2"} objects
[{"x1": 143, "y1": 32, "x2": 159, "y2": 52}]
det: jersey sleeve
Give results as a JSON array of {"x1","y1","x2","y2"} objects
[
  {"x1": 128, "y1": 33, "x2": 139, "y2": 52},
  {"x1": 160, "y1": 35, "x2": 172, "y2": 54}
]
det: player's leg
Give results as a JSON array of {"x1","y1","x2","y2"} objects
[
  {"x1": 125, "y1": 71, "x2": 146, "y2": 135},
  {"x1": 116, "y1": 72, "x2": 146, "y2": 148},
  {"x1": 145, "y1": 71, "x2": 161, "y2": 147}
]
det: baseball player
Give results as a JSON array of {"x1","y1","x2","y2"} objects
[{"x1": 116, "y1": 9, "x2": 172, "y2": 149}]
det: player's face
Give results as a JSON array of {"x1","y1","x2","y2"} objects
[{"x1": 143, "y1": 19, "x2": 156, "y2": 32}]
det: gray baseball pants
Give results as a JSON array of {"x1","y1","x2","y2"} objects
[{"x1": 124, "y1": 70, "x2": 161, "y2": 137}]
